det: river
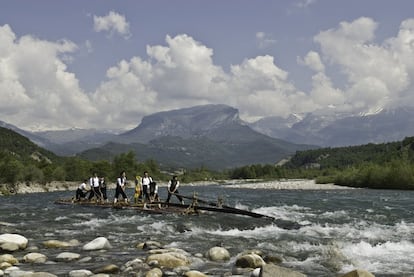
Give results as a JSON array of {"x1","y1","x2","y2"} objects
[{"x1": 1, "y1": 183, "x2": 413, "y2": 276}]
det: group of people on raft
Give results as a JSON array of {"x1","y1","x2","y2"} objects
[{"x1": 75, "y1": 170, "x2": 184, "y2": 205}]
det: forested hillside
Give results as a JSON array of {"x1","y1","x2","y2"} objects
[
  {"x1": 0, "y1": 127, "x2": 60, "y2": 163},
  {"x1": 282, "y1": 136, "x2": 414, "y2": 189},
  {"x1": 0, "y1": 127, "x2": 167, "y2": 186}
]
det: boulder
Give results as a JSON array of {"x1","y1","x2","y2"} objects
[
  {"x1": 24, "y1": 273, "x2": 57, "y2": 277},
  {"x1": 68, "y1": 269, "x2": 93, "y2": 277},
  {"x1": 43, "y1": 239, "x2": 73, "y2": 248},
  {"x1": 263, "y1": 255, "x2": 283, "y2": 264},
  {"x1": 0, "y1": 262, "x2": 12, "y2": 270},
  {"x1": 92, "y1": 264, "x2": 119, "y2": 274},
  {"x1": 4, "y1": 267, "x2": 29, "y2": 277},
  {"x1": 23, "y1": 253, "x2": 47, "y2": 263},
  {"x1": 339, "y1": 269, "x2": 375, "y2": 277},
  {"x1": 56, "y1": 252, "x2": 80, "y2": 262},
  {"x1": 184, "y1": 270, "x2": 208, "y2": 277},
  {"x1": 141, "y1": 241, "x2": 163, "y2": 250},
  {"x1": 251, "y1": 267, "x2": 261, "y2": 277},
  {"x1": 0, "y1": 242, "x2": 19, "y2": 252},
  {"x1": 235, "y1": 254, "x2": 265, "y2": 268},
  {"x1": 123, "y1": 258, "x2": 145, "y2": 270},
  {"x1": 260, "y1": 263, "x2": 306, "y2": 277},
  {"x1": 0, "y1": 254, "x2": 18, "y2": 265},
  {"x1": 146, "y1": 252, "x2": 189, "y2": 268},
  {"x1": 82, "y1": 237, "x2": 111, "y2": 251},
  {"x1": 0, "y1": 234, "x2": 28, "y2": 250},
  {"x1": 205, "y1": 246, "x2": 230, "y2": 261},
  {"x1": 145, "y1": 267, "x2": 163, "y2": 277}
]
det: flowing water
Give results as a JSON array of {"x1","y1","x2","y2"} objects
[{"x1": 1, "y1": 184, "x2": 414, "y2": 276}]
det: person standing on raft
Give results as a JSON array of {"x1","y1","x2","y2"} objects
[
  {"x1": 114, "y1": 171, "x2": 128, "y2": 203},
  {"x1": 166, "y1": 175, "x2": 184, "y2": 204},
  {"x1": 141, "y1": 171, "x2": 153, "y2": 202},
  {"x1": 134, "y1": 175, "x2": 142, "y2": 203}
]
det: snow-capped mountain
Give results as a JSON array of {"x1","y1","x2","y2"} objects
[{"x1": 249, "y1": 106, "x2": 414, "y2": 147}]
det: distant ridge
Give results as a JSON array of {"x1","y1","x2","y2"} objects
[
  {"x1": 79, "y1": 104, "x2": 314, "y2": 170},
  {"x1": 119, "y1": 104, "x2": 243, "y2": 143},
  {"x1": 250, "y1": 106, "x2": 414, "y2": 147}
]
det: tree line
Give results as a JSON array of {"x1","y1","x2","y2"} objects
[{"x1": 1, "y1": 125, "x2": 414, "y2": 189}]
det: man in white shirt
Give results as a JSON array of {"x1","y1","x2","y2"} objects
[
  {"x1": 141, "y1": 171, "x2": 152, "y2": 202},
  {"x1": 114, "y1": 171, "x2": 128, "y2": 203},
  {"x1": 88, "y1": 173, "x2": 101, "y2": 201},
  {"x1": 75, "y1": 180, "x2": 89, "y2": 201}
]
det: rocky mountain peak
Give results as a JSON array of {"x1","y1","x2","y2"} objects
[{"x1": 121, "y1": 104, "x2": 243, "y2": 143}]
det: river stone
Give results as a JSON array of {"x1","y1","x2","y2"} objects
[
  {"x1": 145, "y1": 267, "x2": 163, "y2": 277},
  {"x1": 263, "y1": 255, "x2": 283, "y2": 264},
  {"x1": 0, "y1": 242, "x2": 19, "y2": 252},
  {"x1": 5, "y1": 268, "x2": 31, "y2": 277},
  {"x1": 241, "y1": 249, "x2": 264, "y2": 257},
  {"x1": 260, "y1": 263, "x2": 306, "y2": 277},
  {"x1": 235, "y1": 254, "x2": 265, "y2": 268},
  {"x1": 78, "y1": 256, "x2": 92, "y2": 263},
  {"x1": 184, "y1": 270, "x2": 207, "y2": 277},
  {"x1": 23, "y1": 253, "x2": 47, "y2": 263},
  {"x1": 0, "y1": 262, "x2": 12, "y2": 270},
  {"x1": 92, "y1": 264, "x2": 119, "y2": 274},
  {"x1": 142, "y1": 241, "x2": 163, "y2": 250},
  {"x1": 205, "y1": 246, "x2": 230, "y2": 261},
  {"x1": 0, "y1": 254, "x2": 18, "y2": 265},
  {"x1": 43, "y1": 240, "x2": 72, "y2": 248},
  {"x1": 0, "y1": 269, "x2": 3, "y2": 276},
  {"x1": 339, "y1": 269, "x2": 375, "y2": 277},
  {"x1": 124, "y1": 258, "x2": 145, "y2": 269},
  {"x1": 25, "y1": 273, "x2": 57, "y2": 277},
  {"x1": 0, "y1": 234, "x2": 28, "y2": 250},
  {"x1": 68, "y1": 269, "x2": 93, "y2": 277},
  {"x1": 251, "y1": 267, "x2": 261, "y2": 277},
  {"x1": 82, "y1": 237, "x2": 111, "y2": 251},
  {"x1": 146, "y1": 252, "x2": 189, "y2": 268},
  {"x1": 56, "y1": 252, "x2": 81, "y2": 262}
]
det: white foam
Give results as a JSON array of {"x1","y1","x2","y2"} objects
[
  {"x1": 194, "y1": 224, "x2": 287, "y2": 239},
  {"x1": 340, "y1": 240, "x2": 414, "y2": 274}
]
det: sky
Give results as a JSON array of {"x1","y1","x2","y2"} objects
[{"x1": 1, "y1": 0, "x2": 414, "y2": 131}]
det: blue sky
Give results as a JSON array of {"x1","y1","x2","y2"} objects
[{"x1": 1, "y1": 0, "x2": 414, "y2": 130}]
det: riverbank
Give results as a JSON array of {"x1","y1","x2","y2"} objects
[{"x1": 0, "y1": 179, "x2": 350, "y2": 196}]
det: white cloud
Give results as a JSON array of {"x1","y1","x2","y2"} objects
[
  {"x1": 297, "y1": 51, "x2": 325, "y2": 72},
  {"x1": 93, "y1": 11, "x2": 131, "y2": 39},
  {"x1": 256, "y1": 32, "x2": 277, "y2": 49},
  {"x1": 3, "y1": 16, "x2": 414, "y2": 131},
  {"x1": 295, "y1": 0, "x2": 317, "y2": 9},
  {"x1": 0, "y1": 24, "x2": 97, "y2": 130},
  {"x1": 309, "y1": 72, "x2": 344, "y2": 107},
  {"x1": 313, "y1": 17, "x2": 413, "y2": 113}
]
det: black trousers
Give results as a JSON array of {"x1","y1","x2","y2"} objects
[
  {"x1": 76, "y1": 188, "x2": 86, "y2": 200},
  {"x1": 114, "y1": 185, "x2": 127, "y2": 200},
  {"x1": 88, "y1": 186, "x2": 102, "y2": 200},
  {"x1": 100, "y1": 187, "x2": 107, "y2": 200},
  {"x1": 166, "y1": 189, "x2": 183, "y2": 203},
  {"x1": 142, "y1": 185, "x2": 150, "y2": 201}
]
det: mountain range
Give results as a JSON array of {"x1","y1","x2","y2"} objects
[
  {"x1": 250, "y1": 106, "x2": 414, "y2": 147},
  {"x1": 2, "y1": 104, "x2": 414, "y2": 170}
]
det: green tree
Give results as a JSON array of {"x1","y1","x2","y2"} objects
[
  {"x1": 64, "y1": 157, "x2": 91, "y2": 181},
  {"x1": 0, "y1": 158, "x2": 23, "y2": 184},
  {"x1": 112, "y1": 151, "x2": 139, "y2": 179}
]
